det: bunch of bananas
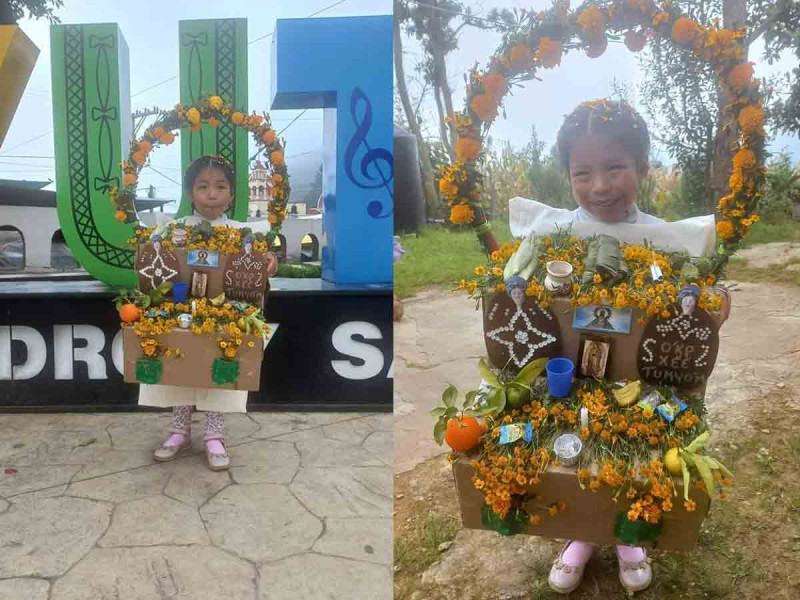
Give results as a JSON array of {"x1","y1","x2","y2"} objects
[
  {"x1": 612, "y1": 380, "x2": 641, "y2": 407},
  {"x1": 676, "y1": 431, "x2": 733, "y2": 501}
]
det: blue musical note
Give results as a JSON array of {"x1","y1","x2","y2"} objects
[{"x1": 344, "y1": 88, "x2": 393, "y2": 219}]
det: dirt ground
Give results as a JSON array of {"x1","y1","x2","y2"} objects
[{"x1": 394, "y1": 243, "x2": 800, "y2": 600}]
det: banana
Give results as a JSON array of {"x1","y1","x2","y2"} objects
[
  {"x1": 679, "y1": 454, "x2": 692, "y2": 502},
  {"x1": 613, "y1": 380, "x2": 641, "y2": 407},
  {"x1": 692, "y1": 453, "x2": 717, "y2": 498},
  {"x1": 210, "y1": 292, "x2": 226, "y2": 307}
]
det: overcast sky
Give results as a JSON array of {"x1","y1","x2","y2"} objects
[
  {"x1": 398, "y1": 0, "x2": 799, "y2": 164},
  {"x1": 0, "y1": 0, "x2": 392, "y2": 200}
]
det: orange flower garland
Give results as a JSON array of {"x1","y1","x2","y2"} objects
[
  {"x1": 441, "y1": 0, "x2": 767, "y2": 263},
  {"x1": 110, "y1": 95, "x2": 290, "y2": 233}
]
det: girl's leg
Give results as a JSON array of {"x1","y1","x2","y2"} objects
[
  {"x1": 154, "y1": 406, "x2": 192, "y2": 461},
  {"x1": 203, "y1": 412, "x2": 230, "y2": 470},
  {"x1": 616, "y1": 545, "x2": 652, "y2": 593},
  {"x1": 548, "y1": 540, "x2": 595, "y2": 594}
]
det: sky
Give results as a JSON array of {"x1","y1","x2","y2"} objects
[
  {"x1": 398, "y1": 0, "x2": 800, "y2": 164},
  {"x1": 0, "y1": 0, "x2": 392, "y2": 205}
]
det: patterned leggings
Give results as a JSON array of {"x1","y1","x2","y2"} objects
[{"x1": 169, "y1": 406, "x2": 225, "y2": 441}]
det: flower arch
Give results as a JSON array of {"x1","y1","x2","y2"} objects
[
  {"x1": 110, "y1": 95, "x2": 290, "y2": 232},
  {"x1": 441, "y1": 1, "x2": 766, "y2": 263}
]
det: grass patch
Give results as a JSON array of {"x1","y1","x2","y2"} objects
[
  {"x1": 395, "y1": 512, "x2": 460, "y2": 573},
  {"x1": 726, "y1": 257, "x2": 800, "y2": 287},
  {"x1": 738, "y1": 219, "x2": 800, "y2": 248},
  {"x1": 275, "y1": 262, "x2": 321, "y2": 278},
  {"x1": 394, "y1": 221, "x2": 512, "y2": 299}
]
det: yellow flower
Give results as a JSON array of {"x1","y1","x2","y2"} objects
[
  {"x1": 732, "y1": 148, "x2": 757, "y2": 171},
  {"x1": 474, "y1": 266, "x2": 486, "y2": 276},
  {"x1": 248, "y1": 341, "x2": 255, "y2": 348},
  {"x1": 490, "y1": 267, "x2": 503, "y2": 277},
  {"x1": 577, "y1": 5, "x2": 605, "y2": 36},
  {"x1": 738, "y1": 105, "x2": 765, "y2": 134},
  {"x1": 270, "y1": 150, "x2": 285, "y2": 166},
  {"x1": 716, "y1": 220, "x2": 736, "y2": 241},
  {"x1": 231, "y1": 111, "x2": 245, "y2": 125},
  {"x1": 727, "y1": 62, "x2": 754, "y2": 92},
  {"x1": 470, "y1": 93, "x2": 498, "y2": 122},
  {"x1": 454, "y1": 137, "x2": 481, "y2": 161},
  {"x1": 186, "y1": 107, "x2": 201, "y2": 125},
  {"x1": 208, "y1": 95, "x2": 223, "y2": 110},
  {"x1": 450, "y1": 204, "x2": 475, "y2": 225}
]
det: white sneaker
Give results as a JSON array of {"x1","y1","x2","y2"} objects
[{"x1": 617, "y1": 546, "x2": 653, "y2": 593}]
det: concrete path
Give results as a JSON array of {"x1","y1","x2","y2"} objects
[
  {"x1": 394, "y1": 281, "x2": 800, "y2": 474},
  {"x1": 0, "y1": 411, "x2": 392, "y2": 600}
]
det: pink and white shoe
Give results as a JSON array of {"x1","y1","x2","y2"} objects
[
  {"x1": 154, "y1": 432, "x2": 191, "y2": 462},
  {"x1": 616, "y1": 545, "x2": 653, "y2": 593},
  {"x1": 548, "y1": 541, "x2": 594, "y2": 594}
]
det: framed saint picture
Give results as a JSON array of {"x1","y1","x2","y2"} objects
[
  {"x1": 573, "y1": 304, "x2": 632, "y2": 334},
  {"x1": 580, "y1": 337, "x2": 611, "y2": 379}
]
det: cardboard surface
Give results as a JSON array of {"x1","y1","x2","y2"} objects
[
  {"x1": 122, "y1": 327, "x2": 267, "y2": 391},
  {"x1": 453, "y1": 456, "x2": 710, "y2": 550}
]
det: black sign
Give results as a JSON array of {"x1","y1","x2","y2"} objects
[{"x1": 0, "y1": 279, "x2": 391, "y2": 411}]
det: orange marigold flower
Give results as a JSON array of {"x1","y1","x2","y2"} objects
[
  {"x1": 589, "y1": 479, "x2": 601, "y2": 492},
  {"x1": 454, "y1": 137, "x2": 482, "y2": 161},
  {"x1": 470, "y1": 93, "x2": 498, "y2": 122},
  {"x1": 732, "y1": 148, "x2": 757, "y2": 171},
  {"x1": 530, "y1": 514, "x2": 541, "y2": 525},
  {"x1": 231, "y1": 111, "x2": 245, "y2": 125},
  {"x1": 577, "y1": 5, "x2": 605, "y2": 36},
  {"x1": 508, "y1": 44, "x2": 534, "y2": 71},
  {"x1": 159, "y1": 132, "x2": 175, "y2": 145},
  {"x1": 152, "y1": 127, "x2": 165, "y2": 138},
  {"x1": 271, "y1": 150, "x2": 285, "y2": 166},
  {"x1": 684, "y1": 499, "x2": 697, "y2": 512},
  {"x1": 131, "y1": 151, "x2": 146, "y2": 166},
  {"x1": 624, "y1": 30, "x2": 647, "y2": 52},
  {"x1": 474, "y1": 266, "x2": 486, "y2": 276},
  {"x1": 738, "y1": 105, "x2": 765, "y2": 134},
  {"x1": 450, "y1": 204, "x2": 475, "y2": 225},
  {"x1": 268, "y1": 214, "x2": 278, "y2": 224},
  {"x1": 548, "y1": 505, "x2": 558, "y2": 517},
  {"x1": 123, "y1": 172, "x2": 137, "y2": 186},
  {"x1": 536, "y1": 37, "x2": 561, "y2": 69},
  {"x1": 672, "y1": 17, "x2": 698, "y2": 45},
  {"x1": 481, "y1": 73, "x2": 508, "y2": 100},
  {"x1": 138, "y1": 140, "x2": 153, "y2": 153},
  {"x1": 262, "y1": 129, "x2": 277, "y2": 145},
  {"x1": 115, "y1": 209, "x2": 127, "y2": 222},
  {"x1": 729, "y1": 172, "x2": 744, "y2": 193},
  {"x1": 727, "y1": 62, "x2": 754, "y2": 92},
  {"x1": 208, "y1": 117, "x2": 220, "y2": 128},
  {"x1": 190, "y1": 122, "x2": 202, "y2": 133},
  {"x1": 652, "y1": 12, "x2": 670, "y2": 28}
]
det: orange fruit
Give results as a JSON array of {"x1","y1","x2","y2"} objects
[
  {"x1": 119, "y1": 303, "x2": 141, "y2": 323},
  {"x1": 444, "y1": 416, "x2": 483, "y2": 452}
]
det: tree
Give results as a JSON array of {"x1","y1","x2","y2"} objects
[
  {"x1": 394, "y1": 1, "x2": 440, "y2": 217},
  {"x1": 637, "y1": 0, "x2": 800, "y2": 214},
  {"x1": 0, "y1": 0, "x2": 63, "y2": 25}
]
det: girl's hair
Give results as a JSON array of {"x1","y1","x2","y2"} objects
[
  {"x1": 185, "y1": 155, "x2": 236, "y2": 193},
  {"x1": 556, "y1": 99, "x2": 650, "y2": 172}
]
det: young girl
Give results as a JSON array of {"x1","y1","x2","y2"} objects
[
  {"x1": 139, "y1": 155, "x2": 278, "y2": 470},
  {"x1": 536, "y1": 100, "x2": 729, "y2": 594}
]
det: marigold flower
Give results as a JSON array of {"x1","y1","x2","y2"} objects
[
  {"x1": 139, "y1": 140, "x2": 153, "y2": 153},
  {"x1": 482, "y1": 73, "x2": 508, "y2": 100},
  {"x1": 474, "y1": 266, "x2": 486, "y2": 276},
  {"x1": 727, "y1": 62, "x2": 754, "y2": 92},
  {"x1": 115, "y1": 210, "x2": 127, "y2": 222},
  {"x1": 716, "y1": 220, "x2": 736, "y2": 240},
  {"x1": 732, "y1": 148, "x2": 757, "y2": 171},
  {"x1": 268, "y1": 214, "x2": 278, "y2": 224},
  {"x1": 190, "y1": 123, "x2": 202, "y2": 133},
  {"x1": 470, "y1": 93, "x2": 498, "y2": 122},
  {"x1": 585, "y1": 36, "x2": 607, "y2": 58},
  {"x1": 536, "y1": 37, "x2": 561, "y2": 69},
  {"x1": 123, "y1": 173, "x2": 137, "y2": 186},
  {"x1": 231, "y1": 111, "x2": 245, "y2": 125},
  {"x1": 577, "y1": 5, "x2": 605, "y2": 36},
  {"x1": 159, "y1": 132, "x2": 175, "y2": 145},
  {"x1": 454, "y1": 137, "x2": 481, "y2": 161},
  {"x1": 450, "y1": 204, "x2": 475, "y2": 225},
  {"x1": 684, "y1": 499, "x2": 697, "y2": 512},
  {"x1": 508, "y1": 44, "x2": 534, "y2": 71},
  {"x1": 530, "y1": 514, "x2": 541, "y2": 525},
  {"x1": 624, "y1": 30, "x2": 647, "y2": 52},
  {"x1": 131, "y1": 151, "x2": 146, "y2": 166},
  {"x1": 738, "y1": 105, "x2": 765, "y2": 134},
  {"x1": 672, "y1": 18, "x2": 698, "y2": 45},
  {"x1": 152, "y1": 127, "x2": 165, "y2": 138},
  {"x1": 548, "y1": 505, "x2": 558, "y2": 517},
  {"x1": 271, "y1": 150, "x2": 285, "y2": 166},
  {"x1": 262, "y1": 129, "x2": 277, "y2": 145},
  {"x1": 208, "y1": 95, "x2": 223, "y2": 110},
  {"x1": 652, "y1": 12, "x2": 670, "y2": 27},
  {"x1": 208, "y1": 117, "x2": 220, "y2": 128},
  {"x1": 186, "y1": 107, "x2": 201, "y2": 125}
]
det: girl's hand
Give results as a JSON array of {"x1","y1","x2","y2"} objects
[{"x1": 712, "y1": 286, "x2": 732, "y2": 328}]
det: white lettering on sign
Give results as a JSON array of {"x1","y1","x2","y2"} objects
[
  {"x1": 0, "y1": 326, "x2": 47, "y2": 380},
  {"x1": 330, "y1": 321, "x2": 386, "y2": 380}
]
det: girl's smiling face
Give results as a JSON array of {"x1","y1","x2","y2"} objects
[
  {"x1": 567, "y1": 136, "x2": 646, "y2": 222},
  {"x1": 190, "y1": 166, "x2": 233, "y2": 220}
]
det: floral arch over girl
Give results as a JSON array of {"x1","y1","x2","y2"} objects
[{"x1": 441, "y1": 0, "x2": 765, "y2": 264}]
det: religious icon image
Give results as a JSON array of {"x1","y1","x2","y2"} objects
[
  {"x1": 188, "y1": 249, "x2": 219, "y2": 268},
  {"x1": 573, "y1": 304, "x2": 632, "y2": 334},
  {"x1": 505, "y1": 275, "x2": 527, "y2": 310},
  {"x1": 678, "y1": 284, "x2": 701, "y2": 316},
  {"x1": 580, "y1": 338, "x2": 611, "y2": 379}
]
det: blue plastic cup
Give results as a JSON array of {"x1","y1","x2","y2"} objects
[
  {"x1": 546, "y1": 358, "x2": 574, "y2": 398},
  {"x1": 173, "y1": 282, "x2": 189, "y2": 303}
]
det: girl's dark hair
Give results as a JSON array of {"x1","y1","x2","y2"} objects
[
  {"x1": 185, "y1": 155, "x2": 236, "y2": 194},
  {"x1": 556, "y1": 99, "x2": 650, "y2": 172}
]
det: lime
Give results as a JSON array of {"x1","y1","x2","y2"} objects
[{"x1": 506, "y1": 386, "x2": 530, "y2": 408}]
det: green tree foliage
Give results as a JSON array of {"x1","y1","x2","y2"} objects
[
  {"x1": 0, "y1": 0, "x2": 63, "y2": 25},
  {"x1": 759, "y1": 152, "x2": 800, "y2": 223}
]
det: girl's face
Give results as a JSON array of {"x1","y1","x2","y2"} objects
[
  {"x1": 190, "y1": 166, "x2": 233, "y2": 220},
  {"x1": 568, "y1": 136, "x2": 645, "y2": 222}
]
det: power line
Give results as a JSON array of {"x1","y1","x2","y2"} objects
[
  {"x1": 277, "y1": 109, "x2": 310, "y2": 136},
  {"x1": 145, "y1": 164, "x2": 182, "y2": 186},
  {"x1": 0, "y1": 155, "x2": 55, "y2": 159},
  {"x1": 248, "y1": 0, "x2": 351, "y2": 44},
  {"x1": 0, "y1": 131, "x2": 52, "y2": 156},
  {"x1": 405, "y1": 0, "x2": 505, "y2": 27}
]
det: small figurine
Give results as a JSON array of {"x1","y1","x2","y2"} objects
[
  {"x1": 177, "y1": 313, "x2": 192, "y2": 329},
  {"x1": 171, "y1": 227, "x2": 188, "y2": 247}
]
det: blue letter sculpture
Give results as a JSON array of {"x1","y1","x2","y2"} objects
[{"x1": 271, "y1": 16, "x2": 393, "y2": 285}]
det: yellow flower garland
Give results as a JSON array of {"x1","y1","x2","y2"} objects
[{"x1": 442, "y1": 1, "x2": 767, "y2": 258}]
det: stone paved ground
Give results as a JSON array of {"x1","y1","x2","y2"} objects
[{"x1": 0, "y1": 411, "x2": 392, "y2": 600}]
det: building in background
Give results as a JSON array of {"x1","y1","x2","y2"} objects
[{"x1": 248, "y1": 160, "x2": 272, "y2": 220}]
